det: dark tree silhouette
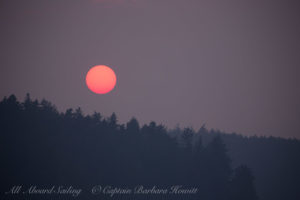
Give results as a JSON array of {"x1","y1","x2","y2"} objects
[
  {"x1": 126, "y1": 117, "x2": 140, "y2": 135},
  {"x1": 2, "y1": 94, "x2": 299, "y2": 200},
  {"x1": 230, "y1": 165, "x2": 258, "y2": 200}
]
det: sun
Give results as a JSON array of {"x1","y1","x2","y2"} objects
[{"x1": 85, "y1": 65, "x2": 117, "y2": 94}]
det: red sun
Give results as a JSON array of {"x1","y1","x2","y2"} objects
[{"x1": 85, "y1": 65, "x2": 117, "y2": 94}]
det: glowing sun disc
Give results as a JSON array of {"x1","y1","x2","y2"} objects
[{"x1": 85, "y1": 65, "x2": 117, "y2": 94}]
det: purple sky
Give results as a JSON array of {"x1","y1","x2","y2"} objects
[{"x1": 1, "y1": 0, "x2": 299, "y2": 138}]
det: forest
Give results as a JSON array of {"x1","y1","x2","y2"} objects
[{"x1": 1, "y1": 94, "x2": 299, "y2": 200}]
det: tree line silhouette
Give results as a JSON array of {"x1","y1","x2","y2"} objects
[{"x1": 1, "y1": 94, "x2": 299, "y2": 199}]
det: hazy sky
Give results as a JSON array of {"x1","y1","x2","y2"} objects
[{"x1": 1, "y1": 0, "x2": 299, "y2": 138}]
